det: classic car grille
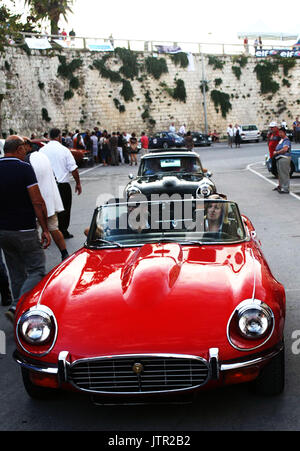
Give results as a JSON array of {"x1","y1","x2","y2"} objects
[{"x1": 69, "y1": 355, "x2": 210, "y2": 394}]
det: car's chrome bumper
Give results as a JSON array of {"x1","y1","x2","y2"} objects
[{"x1": 14, "y1": 344, "x2": 283, "y2": 382}]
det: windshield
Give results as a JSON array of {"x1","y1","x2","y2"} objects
[
  {"x1": 242, "y1": 125, "x2": 258, "y2": 131},
  {"x1": 139, "y1": 156, "x2": 204, "y2": 176},
  {"x1": 86, "y1": 198, "x2": 246, "y2": 248}
]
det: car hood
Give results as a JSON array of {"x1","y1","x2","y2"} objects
[
  {"x1": 127, "y1": 174, "x2": 214, "y2": 194},
  {"x1": 22, "y1": 241, "x2": 283, "y2": 361}
]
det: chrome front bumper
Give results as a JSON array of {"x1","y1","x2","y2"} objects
[{"x1": 13, "y1": 344, "x2": 283, "y2": 393}]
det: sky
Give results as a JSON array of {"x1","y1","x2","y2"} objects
[{"x1": 4, "y1": 0, "x2": 300, "y2": 44}]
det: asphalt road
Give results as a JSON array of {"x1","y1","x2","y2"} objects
[{"x1": 1, "y1": 141, "x2": 300, "y2": 431}]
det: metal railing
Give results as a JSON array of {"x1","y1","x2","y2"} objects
[{"x1": 10, "y1": 31, "x2": 296, "y2": 56}]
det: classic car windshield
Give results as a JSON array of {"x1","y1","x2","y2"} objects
[
  {"x1": 86, "y1": 198, "x2": 246, "y2": 248},
  {"x1": 139, "y1": 156, "x2": 203, "y2": 176}
]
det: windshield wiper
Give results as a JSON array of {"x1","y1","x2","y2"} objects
[
  {"x1": 149, "y1": 238, "x2": 203, "y2": 245},
  {"x1": 89, "y1": 238, "x2": 123, "y2": 248}
]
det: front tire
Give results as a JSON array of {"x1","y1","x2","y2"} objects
[
  {"x1": 21, "y1": 368, "x2": 59, "y2": 400},
  {"x1": 250, "y1": 346, "x2": 285, "y2": 396}
]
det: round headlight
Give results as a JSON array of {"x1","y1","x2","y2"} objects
[
  {"x1": 127, "y1": 186, "x2": 142, "y2": 197},
  {"x1": 18, "y1": 310, "x2": 53, "y2": 345},
  {"x1": 196, "y1": 184, "x2": 211, "y2": 198},
  {"x1": 227, "y1": 300, "x2": 275, "y2": 351},
  {"x1": 238, "y1": 306, "x2": 271, "y2": 338}
]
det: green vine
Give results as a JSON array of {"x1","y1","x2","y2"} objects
[
  {"x1": 92, "y1": 56, "x2": 122, "y2": 82},
  {"x1": 114, "y1": 47, "x2": 139, "y2": 79},
  {"x1": 57, "y1": 55, "x2": 83, "y2": 100},
  {"x1": 208, "y1": 55, "x2": 224, "y2": 70},
  {"x1": 232, "y1": 55, "x2": 248, "y2": 67},
  {"x1": 210, "y1": 90, "x2": 232, "y2": 118},
  {"x1": 254, "y1": 60, "x2": 280, "y2": 94},
  {"x1": 145, "y1": 56, "x2": 168, "y2": 79},
  {"x1": 120, "y1": 79, "x2": 134, "y2": 102},
  {"x1": 232, "y1": 66, "x2": 242, "y2": 80},
  {"x1": 41, "y1": 108, "x2": 51, "y2": 122},
  {"x1": 170, "y1": 52, "x2": 189, "y2": 68},
  {"x1": 160, "y1": 79, "x2": 186, "y2": 102},
  {"x1": 113, "y1": 98, "x2": 126, "y2": 113}
]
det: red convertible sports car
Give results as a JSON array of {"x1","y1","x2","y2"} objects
[{"x1": 13, "y1": 197, "x2": 285, "y2": 403}]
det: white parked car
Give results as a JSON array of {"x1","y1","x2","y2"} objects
[
  {"x1": 0, "y1": 139, "x2": 4, "y2": 158},
  {"x1": 240, "y1": 125, "x2": 261, "y2": 143}
]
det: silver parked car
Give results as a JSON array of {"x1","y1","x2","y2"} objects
[{"x1": 240, "y1": 125, "x2": 261, "y2": 143}]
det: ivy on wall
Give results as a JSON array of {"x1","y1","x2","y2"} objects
[
  {"x1": 145, "y1": 56, "x2": 168, "y2": 79},
  {"x1": 57, "y1": 55, "x2": 83, "y2": 100},
  {"x1": 208, "y1": 55, "x2": 225, "y2": 70},
  {"x1": 170, "y1": 52, "x2": 189, "y2": 68},
  {"x1": 210, "y1": 90, "x2": 232, "y2": 118},
  {"x1": 254, "y1": 60, "x2": 280, "y2": 94},
  {"x1": 41, "y1": 107, "x2": 51, "y2": 122}
]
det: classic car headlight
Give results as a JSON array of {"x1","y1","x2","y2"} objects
[
  {"x1": 196, "y1": 184, "x2": 212, "y2": 198},
  {"x1": 227, "y1": 300, "x2": 275, "y2": 350},
  {"x1": 237, "y1": 304, "x2": 272, "y2": 338},
  {"x1": 18, "y1": 309, "x2": 54, "y2": 345},
  {"x1": 127, "y1": 186, "x2": 142, "y2": 197}
]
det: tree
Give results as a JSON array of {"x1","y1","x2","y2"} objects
[
  {"x1": 0, "y1": 5, "x2": 23, "y2": 52},
  {"x1": 24, "y1": 0, "x2": 74, "y2": 35}
]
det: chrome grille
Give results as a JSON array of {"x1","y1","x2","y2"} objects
[{"x1": 69, "y1": 355, "x2": 210, "y2": 394}]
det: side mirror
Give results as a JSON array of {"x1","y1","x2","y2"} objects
[
  {"x1": 128, "y1": 174, "x2": 134, "y2": 180},
  {"x1": 206, "y1": 171, "x2": 212, "y2": 178}
]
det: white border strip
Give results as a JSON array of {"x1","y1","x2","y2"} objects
[{"x1": 247, "y1": 162, "x2": 300, "y2": 201}]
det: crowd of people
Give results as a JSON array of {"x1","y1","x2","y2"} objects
[{"x1": 59, "y1": 128, "x2": 149, "y2": 166}]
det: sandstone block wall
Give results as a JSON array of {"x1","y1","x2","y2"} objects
[{"x1": 0, "y1": 47, "x2": 299, "y2": 137}]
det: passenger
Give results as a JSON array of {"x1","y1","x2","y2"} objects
[{"x1": 204, "y1": 195, "x2": 236, "y2": 237}]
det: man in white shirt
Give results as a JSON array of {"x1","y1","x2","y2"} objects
[
  {"x1": 169, "y1": 123, "x2": 176, "y2": 133},
  {"x1": 179, "y1": 124, "x2": 186, "y2": 135},
  {"x1": 227, "y1": 124, "x2": 234, "y2": 148},
  {"x1": 25, "y1": 139, "x2": 69, "y2": 261},
  {"x1": 40, "y1": 128, "x2": 82, "y2": 239}
]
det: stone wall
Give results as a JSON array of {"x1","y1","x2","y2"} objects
[{"x1": 0, "y1": 46, "x2": 299, "y2": 137}]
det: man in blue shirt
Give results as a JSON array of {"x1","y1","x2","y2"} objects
[{"x1": 0, "y1": 135, "x2": 51, "y2": 323}]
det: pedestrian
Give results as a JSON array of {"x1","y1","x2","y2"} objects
[
  {"x1": 243, "y1": 36, "x2": 249, "y2": 54},
  {"x1": 268, "y1": 122, "x2": 280, "y2": 158},
  {"x1": 65, "y1": 132, "x2": 73, "y2": 149},
  {"x1": 281, "y1": 119, "x2": 287, "y2": 129},
  {"x1": 73, "y1": 130, "x2": 85, "y2": 149},
  {"x1": 40, "y1": 128, "x2": 82, "y2": 239},
  {"x1": 24, "y1": 138, "x2": 69, "y2": 261},
  {"x1": 233, "y1": 124, "x2": 241, "y2": 148},
  {"x1": 0, "y1": 135, "x2": 51, "y2": 323},
  {"x1": 129, "y1": 133, "x2": 139, "y2": 166},
  {"x1": 254, "y1": 38, "x2": 258, "y2": 53},
  {"x1": 101, "y1": 135, "x2": 110, "y2": 166},
  {"x1": 227, "y1": 124, "x2": 234, "y2": 148},
  {"x1": 122, "y1": 131, "x2": 130, "y2": 164},
  {"x1": 273, "y1": 127, "x2": 291, "y2": 194},
  {"x1": 90, "y1": 131, "x2": 99, "y2": 164},
  {"x1": 169, "y1": 123, "x2": 176, "y2": 133},
  {"x1": 117, "y1": 132, "x2": 124, "y2": 163},
  {"x1": 179, "y1": 124, "x2": 186, "y2": 136},
  {"x1": 258, "y1": 36, "x2": 262, "y2": 50},
  {"x1": 110, "y1": 132, "x2": 119, "y2": 166},
  {"x1": 140, "y1": 131, "x2": 149, "y2": 156},
  {"x1": 184, "y1": 131, "x2": 194, "y2": 150},
  {"x1": 292, "y1": 117, "x2": 300, "y2": 143}
]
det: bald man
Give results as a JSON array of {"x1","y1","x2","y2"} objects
[{"x1": 0, "y1": 135, "x2": 51, "y2": 323}]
